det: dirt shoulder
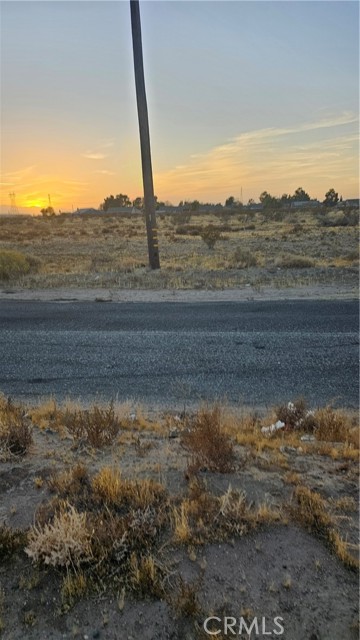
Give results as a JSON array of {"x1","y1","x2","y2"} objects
[{"x1": 0, "y1": 283, "x2": 358, "y2": 303}]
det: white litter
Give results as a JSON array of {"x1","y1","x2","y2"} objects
[{"x1": 261, "y1": 420, "x2": 285, "y2": 435}]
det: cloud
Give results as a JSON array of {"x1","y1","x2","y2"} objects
[
  {"x1": 1, "y1": 165, "x2": 38, "y2": 186},
  {"x1": 93, "y1": 170, "x2": 115, "y2": 175},
  {"x1": 100, "y1": 140, "x2": 115, "y2": 149},
  {"x1": 155, "y1": 112, "x2": 359, "y2": 200},
  {"x1": 82, "y1": 152, "x2": 107, "y2": 160}
]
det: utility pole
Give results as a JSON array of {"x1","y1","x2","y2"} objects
[
  {"x1": 8, "y1": 192, "x2": 19, "y2": 215},
  {"x1": 130, "y1": 0, "x2": 160, "y2": 269}
]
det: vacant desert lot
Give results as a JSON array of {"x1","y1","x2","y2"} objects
[
  {"x1": 0, "y1": 207, "x2": 358, "y2": 290},
  {"x1": 0, "y1": 396, "x2": 358, "y2": 639}
]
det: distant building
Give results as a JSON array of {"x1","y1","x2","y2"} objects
[
  {"x1": 291, "y1": 200, "x2": 320, "y2": 209},
  {"x1": 106, "y1": 206, "x2": 142, "y2": 215},
  {"x1": 344, "y1": 199, "x2": 359, "y2": 209},
  {"x1": 74, "y1": 208, "x2": 101, "y2": 215},
  {"x1": 156, "y1": 205, "x2": 184, "y2": 214}
]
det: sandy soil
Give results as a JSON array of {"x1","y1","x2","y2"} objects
[
  {"x1": 0, "y1": 412, "x2": 358, "y2": 640},
  {"x1": 0, "y1": 283, "x2": 358, "y2": 303}
]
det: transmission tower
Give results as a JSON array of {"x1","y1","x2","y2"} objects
[{"x1": 9, "y1": 192, "x2": 19, "y2": 215}]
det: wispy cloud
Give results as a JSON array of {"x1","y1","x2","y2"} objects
[
  {"x1": 155, "y1": 112, "x2": 359, "y2": 200},
  {"x1": 1, "y1": 165, "x2": 38, "y2": 186},
  {"x1": 82, "y1": 152, "x2": 107, "y2": 160},
  {"x1": 99, "y1": 140, "x2": 115, "y2": 149},
  {"x1": 93, "y1": 170, "x2": 115, "y2": 175}
]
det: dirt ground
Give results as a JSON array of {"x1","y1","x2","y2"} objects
[
  {"x1": 0, "y1": 282, "x2": 357, "y2": 304},
  {"x1": 0, "y1": 405, "x2": 358, "y2": 640}
]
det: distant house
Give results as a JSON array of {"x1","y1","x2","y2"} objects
[
  {"x1": 291, "y1": 200, "x2": 320, "y2": 209},
  {"x1": 344, "y1": 199, "x2": 359, "y2": 209},
  {"x1": 106, "y1": 206, "x2": 142, "y2": 215},
  {"x1": 246, "y1": 203, "x2": 263, "y2": 211},
  {"x1": 74, "y1": 208, "x2": 101, "y2": 215},
  {"x1": 156, "y1": 205, "x2": 184, "y2": 214}
]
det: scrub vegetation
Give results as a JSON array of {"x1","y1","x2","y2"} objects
[
  {"x1": 0, "y1": 206, "x2": 358, "y2": 290},
  {"x1": 0, "y1": 393, "x2": 358, "y2": 638}
]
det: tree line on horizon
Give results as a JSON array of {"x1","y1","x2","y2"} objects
[
  {"x1": 39, "y1": 186, "x2": 346, "y2": 217},
  {"x1": 97, "y1": 187, "x2": 341, "y2": 213}
]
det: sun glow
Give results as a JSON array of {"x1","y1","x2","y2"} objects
[{"x1": 24, "y1": 199, "x2": 45, "y2": 209}]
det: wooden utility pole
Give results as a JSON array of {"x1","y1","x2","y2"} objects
[{"x1": 130, "y1": 0, "x2": 160, "y2": 269}]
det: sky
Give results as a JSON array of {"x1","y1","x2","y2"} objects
[{"x1": 0, "y1": 0, "x2": 359, "y2": 214}]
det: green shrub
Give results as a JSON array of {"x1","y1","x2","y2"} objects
[{"x1": 0, "y1": 250, "x2": 39, "y2": 281}]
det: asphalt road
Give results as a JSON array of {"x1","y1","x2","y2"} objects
[{"x1": 0, "y1": 299, "x2": 358, "y2": 409}]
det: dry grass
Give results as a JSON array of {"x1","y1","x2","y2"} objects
[
  {"x1": 171, "y1": 577, "x2": 202, "y2": 618},
  {"x1": 314, "y1": 406, "x2": 357, "y2": 444},
  {"x1": 0, "y1": 394, "x2": 358, "y2": 627},
  {"x1": 0, "y1": 396, "x2": 33, "y2": 458},
  {"x1": 0, "y1": 208, "x2": 357, "y2": 289},
  {"x1": 290, "y1": 485, "x2": 359, "y2": 571}
]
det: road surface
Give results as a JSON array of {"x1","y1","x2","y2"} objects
[{"x1": 0, "y1": 299, "x2": 358, "y2": 409}]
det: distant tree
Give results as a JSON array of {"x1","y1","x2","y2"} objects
[
  {"x1": 132, "y1": 196, "x2": 143, "y2": 209},
  {"x1": 225, "y1": 196, "x2": 235, "y2": 207},
  {"x1": 247, "y1": 198, "x2": 255, "y2": 206},
  {"x1": 100, "y1": 194, "x2": 131, "y2": 211},
  {"x1": 41, "y1": 206, "x2": 55, "y2": 217},
  {"x1": 190, "y1": 200, "x2": 200, "y2": 211},
  {"x1": 259, "y1": 191, "x2": 277, "y2": 209},
  {"x1": 293, "y1": 187, "x2": 310, "y2": 201},
  {"x1": 280, "y1": 193, "x2": 292, "y2": 205},
  {"x1": 323, "y1": 188, "x2": 339, "y2": 207}
]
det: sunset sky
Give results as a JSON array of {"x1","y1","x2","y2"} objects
[{"x1": 1, "y1": 0, "x2": 359, "y2": 214}]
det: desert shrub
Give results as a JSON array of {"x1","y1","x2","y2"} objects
[
  {"x1": 64, "y1": 402, "x2": 121, "y2": 447},
  {"x1": 177, "y1": 212, "x2": 192, "y2": 225},
  {"x1": 0, "y1": 250, "x2": 39, "y2": 281},
  {"x1": 289, "y1": 223, "x2": 304, "y2": 234},
  {"x1": 0, "y1": 525, "x2": 28, "y2": 559},
  {"x1": 233, "y1": 248, "x2": 258, "y2": 268},
  {"x1": 175, "y1": 224, "x2": 202, "y2": 236},
  {"x1": 0, "y1": 397, "x2": 33, "y2": 456},
  {"x1": 276, "y1": 254, "x2": 315, "y2": 269},
  {"x1": 48, "y1": 464, "x2": 92, "y2": 507},
  {"x1": 181, "y1": 406, "x2": 235, "y2": 472},
  {"x1": 26, "y1": 503, "x2": 92, "y2": 568},
  {"x1": 321, "y1": 211, "x2": 358, "y2": 227},
  {"x1": 200, "y1": 225, "x2": 222, "y2": 249},
  {"x1": 276, "y1": 399, "x2": 317, "y2": 432}
]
